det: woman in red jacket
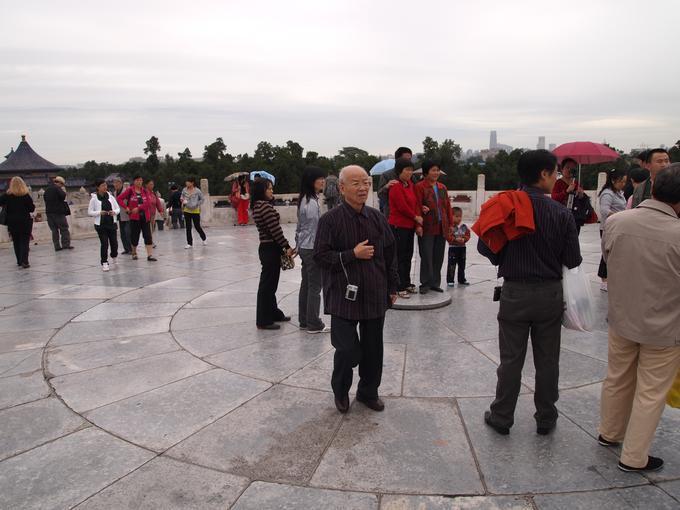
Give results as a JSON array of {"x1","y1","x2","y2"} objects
[
  {"x1": 116, "y1": 175, "x2": 163, "y2": 261},
  {"x1": 415, "y1": 160, "x2": 455, "y2": 293},
  {"x1": 388, "y1": 158, "x2": 422, "y2": 298},
  {"x1": 231, "y1": 176, "x2": 250, "y2": 226}
]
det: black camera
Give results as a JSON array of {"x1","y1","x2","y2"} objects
[{"x1": 493, "y1": 286, "x2": 502, "y2": 302}]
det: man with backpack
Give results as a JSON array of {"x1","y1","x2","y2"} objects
[{"x1": 323, "y1": 173, "x2": 340, "y2": 210}]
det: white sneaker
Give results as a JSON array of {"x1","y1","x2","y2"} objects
[
  {"x1": 600, "y1": 282, "x2": 608, "y2": 292},
  {"x1": 307, "y1": 326, "x2": 331, "y2": 334},
  {"x1": 102, "y1": 262, "x2": 110, "y2": 272},
  {"x1": 202, "y1": 239, "x2": 208, "y2": 246},
  {"x1": 185, "y1": 244, "x2": 192, "y2": 249}
]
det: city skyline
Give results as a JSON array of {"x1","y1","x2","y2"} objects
[{"x1": 1, "y1": 1, "x2": 678, "y2": 163}]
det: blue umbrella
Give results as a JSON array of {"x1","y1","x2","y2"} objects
[
  {"x1": 369, "y1": 159, "x2": 395, "y2": 176},
  {"x1": 250, "y1": 170, "x2": 275, "y2": 185}
]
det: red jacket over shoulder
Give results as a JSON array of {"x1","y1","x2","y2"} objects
[
  {"x1": 472, "y1": 190, "x2": 535, "y2": 253},
  {"x1": 388, "y1": 181, "x2": 418, "y2": 229}
]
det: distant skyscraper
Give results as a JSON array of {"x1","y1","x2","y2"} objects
[
  {"x1": 490, "y1": 130, "x2": 498, "y2": 150},
  {"x1": 537, "y1": 136, "x2": 546, "y2": 150},
  {"x1": 549, "y1": 143, "x2": 556, "y2": 151}
]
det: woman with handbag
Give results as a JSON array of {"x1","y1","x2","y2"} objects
[
  {"x1": 295, "y1": 166, "x2": 329, "y2": 334},
  {"x1": 252, "y1": 178, "x2": 295, "y2": 330},
  {"x1": 0, "y1": 176, "x2": 35, "y2": 268}
]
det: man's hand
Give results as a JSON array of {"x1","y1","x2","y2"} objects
[
  {"x1": 422, "y1": 205, "x2": 430, "y2": 214},
  {"x1": 415, "y1": 226, "x2": 424, "y2": 237},
  {"x1": 414, "y1": 216, "x2": 423, "y2": 226},
  {"x1": 353, "y1": 240, "x2": 374, "y2": 260},
  {"x1": 386, "y1": 179, "x2": 399, "y2": 189},
  {"x1": 286, "y1": 247, "x2": 295, "y2": 257},
  {"x1": 566, "y1": 180, "x2": 576, "y2": 193},
  {"x1": 390, "y1": 294, "x2": 398, "y2": 305},
  {"x1": 130, "y1": 207, "x2": 139, "y2": 215}
]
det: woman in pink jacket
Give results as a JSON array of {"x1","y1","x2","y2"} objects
[{"x1": 116, "y1": 175, "x2": 163, "y2": 261}]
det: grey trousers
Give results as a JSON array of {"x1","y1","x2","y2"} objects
[
  {"x1": 298, "y1": 248, "x2": 324, "y2": 330},
  {"x1": 489, "y1": 280, "x2": 564, "y2": 429},
  {"x1": 418, "y1": 234, "x2": 446, "y2": 289},
  {"x1": 46, "y1": 213, "x2": 71, "y2": 249}
]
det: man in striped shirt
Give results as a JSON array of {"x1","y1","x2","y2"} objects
[
  {"x1": 314, "y1": 165, "x2": 399, "y2": 414},
  {"x1": 478, "y1": 150, "x2": 582, "y2": 437}
]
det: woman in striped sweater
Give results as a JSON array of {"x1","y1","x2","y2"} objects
[{"x1": 252, "y1": 179, "x2": 296, "y2": 330}]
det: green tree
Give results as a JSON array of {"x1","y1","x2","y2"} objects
[
  {"x1": 669, "y1": 140, "x2": 680, "y2": 163},
  {"x1": 143, "y1": 136, "x2": 161, "y2": 171}
]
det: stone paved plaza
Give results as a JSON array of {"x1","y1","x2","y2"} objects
[{"x1": 0, "y1": 223, "x2": 679, "y2": 509}]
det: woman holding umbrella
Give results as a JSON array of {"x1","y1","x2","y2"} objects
[{"x1": 231, "y1": 174, "x2": 250, "y2": 226}]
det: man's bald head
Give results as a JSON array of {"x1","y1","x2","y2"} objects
[
  {"x1": 339, "y1": 165, "x2": 371, "y2": 211},
  {"x1": 339, "y1": 165, "x2": 368, "y2": 183}
]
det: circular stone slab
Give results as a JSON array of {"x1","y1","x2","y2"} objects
[{"x1": 392, "y1": 291, "x2": 451, "y2": 310}]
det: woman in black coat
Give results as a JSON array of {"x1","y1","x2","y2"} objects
[{"x1": 0, "y1": 176, "x2": 35, "y2": 268}]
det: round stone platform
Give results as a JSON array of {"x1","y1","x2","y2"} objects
[{"x1": 391, "y1": 290, "x2": 451, "y2": 310}]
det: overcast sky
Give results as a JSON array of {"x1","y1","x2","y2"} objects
[{"x1": 1, "y1": 0, "x2": 678, "y2": 164}]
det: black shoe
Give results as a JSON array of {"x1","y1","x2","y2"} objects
[
  {"x1": 430, "y1": 286, "x2": 444, "y2": 293},
  {"x1": 459, "y1": 281, "x2": 471, "y2": 286},
  {"x1": 537, "y1": 424, "x2": 556, "y2": 436},
  {"x1": 598, "y1": 435, "x2": 621, "y2": 447},
  {"x1": 54, "y1": 247, "x2": 63, "y2": 252},
  {"x1": 484, "y1": 411, "x2": 510, "y2": 435},
  {"x1": 21, "y1": 262, "x2": 30, "y2": 269},
  {"x1": 257, "y1": 323, "x2": 281, "y2": 330},
  {"x1": 65, "y1": 246, "x2": 74, "y2": 250},
  {"x1": 618, "y1": 456, "x2": 664, "y2": 473},
  {"x1": 419, "y1": 286, "x2": 429, "y2": 295},
  {"x1": 147, "y1": 256, "x2": 157, "y2": 262},
  {"x1": 275, "y1": 316, "x2": 291, "y2": 322},
  {"x1": 334, "y1": 395, "x2": 350, "y2": 414},
  {"x1": 356, "y1": 395, "x2": 385, "y2": 412}
]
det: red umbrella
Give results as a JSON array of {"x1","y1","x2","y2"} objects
[{"x1": 552, "y1": 141, "x2": 620, "y2": 182}]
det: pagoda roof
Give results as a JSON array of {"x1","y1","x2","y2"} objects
[{"x1": 0, "y1": 135, "x2": 61, "y2": 174}]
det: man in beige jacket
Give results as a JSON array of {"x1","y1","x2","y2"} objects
[{"x1": 599, "y1": 163, "x2": 680, "y2": 473}]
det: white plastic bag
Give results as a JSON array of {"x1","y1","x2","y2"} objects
[{"x1": 561, "y1": 265, "x2": 595, "y2": 332}]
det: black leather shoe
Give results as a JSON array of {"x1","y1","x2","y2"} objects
[
  {"x1": 537, "y1": 424, "x2": 556, "y2": 435},
  {"x1": 356, "y1": 395, "x2": 385, "y2": 412},
  {"x1": 430, "y1": 286, "x2": 444, "y2": 293},
  {"x1": 618, "y1": 456, "x2": 664, "y2": 473},
  {"x1": 598, "y1": 435, "x2": 620, "y2": 447},
  {"x1": 65, "y1": 246, "x2": 74, "y2": 250},
  {"x1": 257, "y1": 324, "x2": 281, "y2": 330},
  {"x1": 419, "y1": 286, "x2": 429, "y2": 295},
  {"x1": 484, "y1": 411, "x2": 510, "y2": 435},
  {"x1": 334, "y1": 395, "x2": 350, "y2": 414},
  {"x1": 275, "y1": 316, "x2": 291, "y2": 322},
  {"x1": 54, "y1": 247, "x2": 63, "y2": 252}
]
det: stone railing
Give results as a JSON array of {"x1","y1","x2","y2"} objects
[{"x1": 1, "y1": 173, "x2": 608, "y2": 244}]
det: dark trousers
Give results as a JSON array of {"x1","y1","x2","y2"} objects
[
  {"x1": 171, "y1": 209, "x2": 185, "y2": 229},
  {"x1": 490, "y1": 280, "x2": 564, "y2": 429},
  {"x1": 130, "y1": 219, "x2": 152, "y2": 247},
  {"x1": 10, "y1": 227, "x2": 31, "y2": 265},
  {"x1": 95, "y1": 225, "x2": 118, "y2": 264},
  {"x1": 393, "y1": 227, "x2": 414, "y2": 291},
  {"x1": 597, "y1": 230, "x2": 607, "y2": 279},
  {"x1": 418, "y1": 234, "x2": 446, "y2": 289},
  {"x1": 184, "y1": 212, "x2": 206, "y2": 245},
  {"x1": 330, "y1": 315, "x2": 385, "y2": 400},
  {"x1": 447, "y1": 246, "x2": 467, "y2": 283},
  {"x1": 119, "y1": 220, "x2": 132, "y2": 252},
  {"x1": 46, "y1": 213, "x2": 71, "y2": 249},
  {"x1": 298, "y1": 248, "x2": 324, "y2": 330},
  {"x1": 256, "y1": 242, "x2": 286, "y2": 327}
]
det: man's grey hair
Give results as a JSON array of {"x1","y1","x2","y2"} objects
[
  {"x1": 652, "y1": 163, "x2": 680, "y2": 205},
  {"x1": 338, "y1": 165, "x2": 368, "y2": 184}
]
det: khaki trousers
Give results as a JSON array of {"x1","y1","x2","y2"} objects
[{"x1": 599, "y1": 329, "x2": 680, "y2": 467}]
